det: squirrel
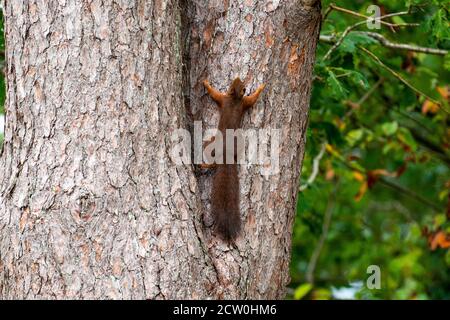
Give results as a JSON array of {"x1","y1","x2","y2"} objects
[{"x1": 202, "y1": 78, "x2": 265, "y2": 242}]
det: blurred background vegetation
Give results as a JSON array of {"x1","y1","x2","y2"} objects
[
  {"x1": 0, "y1": 1, "x2": 448, "y2": 300},
  {"x1": 290, "y1": 0, "x2": 449, "y2": 299}
]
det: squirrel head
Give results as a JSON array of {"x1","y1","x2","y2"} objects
[{"x1": 228, "y1": 78, "x2": 245, "y2": 100}]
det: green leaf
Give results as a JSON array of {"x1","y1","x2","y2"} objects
[
  {"x1": 294, "y1": 283, "x2": 313, "y2": 300},
  {"x1": 350, "y1": 71, "x2": 369, "y2": 89},
  {"x1": 382, "y1": 141, "x2": 396, "y2": 155},
  {"x1": 425, "y1": 8, "x2": 450, "y2": 42},
  {"x1": 381, "y1": 121, "x2": 398, "y2": 136},
  {"x1": 329, "y1": 67, "x2": 369, "y2": 89},
  {"x1": 346, "y1": 129, "x2": 364, "y2": 146},
  {"x1": 340, "y1": 32, "x2": 377, "y2": 54},
  {"x1": 444, "y1": 54, "x2": 450, "y2": 71},
  {"x1": 445, "y1": 250, "x2": 450, "y2": 267},
  {"x1": 434, "y1": 214, "x2": 447, "y2": 228},
  {"x1": 397, "y1": 128, "x2": 418, "y2": 152},
  {"x1": 326, "y1": 70, "x2": 348, "y2": 99},
  {"x1": 312, "y1": 288, "x2": 332, "y2": 300},
  {"x1": 392, "y1": 16, "x2": 406, "y2": 25}
]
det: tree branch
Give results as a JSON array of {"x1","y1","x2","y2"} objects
[
  {"x1": 327, "y1": 4, "x2": 416, "y2": 29},
  {"x1": 322, "y1": 20, "x2": 367, "y2": 61},
  {"x1": 326, "y1": 147, "x2": 444, "y2": 212},
  {"x1": 359, "y1": 46, "x2": 450, "y2": 115},
  {"x1": 320, "y1": 32, "x2": 448, "y2": 56},
  {"x1": 367, "y1": 201, "x2": 416, "y2": 224},
  {"x1": 358, "y1": 31, "x2": 448, "y2": 56},
  {"x1": 378, "y1": 177, "x2": 443, "y2": 212},
  {"x1": 306, "y1": 185, "x2": 337, "y2": 284},
  {"x1": 322, "y1": 9, "x2": 418, "y2": 61},
  {"x1": 343, "y1": 78, "x2": 384, "y2": 121},
  {"x1": 408, "y1": 127, "x2": 450, "y2": 167}
]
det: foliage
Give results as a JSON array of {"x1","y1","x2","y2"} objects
[{"x1": 290, "y1": 0, "x2": 450, "y2": 299}]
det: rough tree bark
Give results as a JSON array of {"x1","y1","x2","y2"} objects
[{"x1": 0, "y1": 0, "x2": 321, "y2": 299}]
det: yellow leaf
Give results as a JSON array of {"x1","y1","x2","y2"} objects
[
  {"x1": 422, "y1": 100, "x2": 439, "y2": 114},
  {"x1": 437, "y1": 86, "x2": 449, "y2": 100},
  {"x1": 355, "y1": 181, "x2": 368, "y2": 202},
  {"x1": 353, "y1": 171, "x2": 365, "y2": 182},
  {"x1": 311, "y1": 288, "x2": 332, "y2": 300},
  {"x1": 325, "y1": 144, "x2": 334, "y2": 153}
]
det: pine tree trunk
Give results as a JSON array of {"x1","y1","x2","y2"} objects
[{"x1": 0, "y1": 0, "x2": 321, "y2": 299}]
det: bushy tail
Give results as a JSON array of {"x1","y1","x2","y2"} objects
[{"x1": 211, "y1": 164, "x2": 241, "y2": 242}]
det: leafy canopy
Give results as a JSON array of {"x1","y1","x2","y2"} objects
[{"x1": 291, "y1": 0, "x2": 450, "y2": 300}]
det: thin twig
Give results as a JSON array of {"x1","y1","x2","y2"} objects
[
  {"x1": 322, "y1": 5, "x2": 333, "y2": 22},
  {"x1": 344, "y1": 78, "x2": 384, "y2": 118},
  {"x1": 326, "y1": 147, "x2": 444, "y2": 212},
  {"x1": 322, "y1": 4, "x2": 419, "y2": 61},
  {"x1": 359, "y1": 46, "x2": 450, "y2": 115},
  {"x1": 379, "y1": 177, "x2": 443, "y2": 212},
  {"x1": 322, "y1": 10, "x2": 418, "y2": 61},
  {"x1": 319, "y1": 34, "x2": 335, "y2": 44},
  {"x1": 306, "y1": 185, "x2": 337, "y2": 284},
  {"x1": 393, "y1": 107, "x2": 434, "y2": 135},
  {"x1": 367, "y1": 201, "x2": 416, "y2": 224},
  {"x1": 408, "y1": 127, "x2": 450, "y2": 167},
  {"x1": 322, "y1": 20, "x2": 367, "y2": 61},
  {"x1": 356, "y1": 77, "x2": 384, "y2": 106},
  {"x1": 300, "y1": 143, "x2": 327, "y2": 192},
  {"x1": 328, "y1": 4, "x2": 417, "y2": 28}
]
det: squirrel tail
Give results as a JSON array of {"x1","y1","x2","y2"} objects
[{"x1": 211, "y1": 164, "x2": 241, "y2": 242}]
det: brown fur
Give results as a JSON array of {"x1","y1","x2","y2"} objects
[
  {"x1": 203, "y1": 78, "x2": 265, "y2": 242},
  {"x1": 211, "y1": 164, "x2": 240, "y2": 242}
]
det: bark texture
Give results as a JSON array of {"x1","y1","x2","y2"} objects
[{"x1": 0, "y1": 0, "x2": 321, "y2": 299}]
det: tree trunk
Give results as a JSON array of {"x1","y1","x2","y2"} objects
[{"x1": 0, "y1": 0, "x2": 321, "y2": 299}]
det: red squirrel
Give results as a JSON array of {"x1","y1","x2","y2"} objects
[{"x1": 202, "y1": 78, "x2": 265, "y2": 242}]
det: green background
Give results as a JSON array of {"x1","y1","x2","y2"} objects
[{"x1": 290, "y1": 0, "x2": 450, "y2": 299}]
